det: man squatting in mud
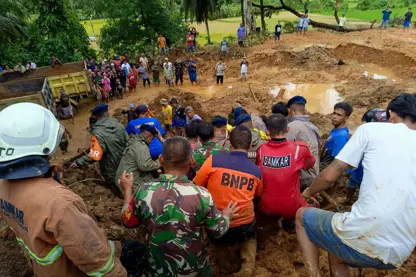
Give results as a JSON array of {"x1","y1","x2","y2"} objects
[{"x1": 1, "y1": 93, "x2": 416, "y2": 277}]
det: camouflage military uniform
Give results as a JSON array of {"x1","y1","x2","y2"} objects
[
  {"x1": 193, "y1": 141, "x2": 229, "y2": 172},
  {"x1": 121, "y1": 174, "x2": 230, "y2": 277}
]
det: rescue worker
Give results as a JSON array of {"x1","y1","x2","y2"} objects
[
  {"x1": 211, "y1": 116, "x2": 230, "y2": 148},
  {"x1": 297, "y1": 94, "x2": 416, "y2": 277},
  {"x1": 120, "y1": 137, "x2": 239, "y2": 276},
  {"x1": 235, "y1": 113, "x2": 268, "y2": 162},
  {"x1": 115, "y1": 124, "x2": 160, "y2": 195},
  {"x1": 194, "y1": 125, "x2": 263, "y2": 276},
  {"x1": 286, "y1": 96, "x2": 321, "y2": 190},
  {"x1": 71, "y1": 104, "x2": 129, "y2": 197},
  {"x1": 0, "y1": 103, "x2": 127, "y2": 277},
  {"x1": 125, "y1": 104, "x2": 165, "y2": 160},
  {"x1": 193, "y1": 123, "x2": 229, "y2": 172},
  {"x1": 255, "y1": 114, "x2": 319, "y2": 249}
]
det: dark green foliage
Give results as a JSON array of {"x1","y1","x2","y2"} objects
[
  {"x1": 182, "y1": 0, "x2": 217, "y2": 43},
  {"x1": 97, "y1": 0, "x2": 188, "y2": 56},
  {"x1": 357, "y1": 0, "x2": 389, "y2": 11},
  {"x1": 1, "y1": 0, "x2": 89, "y2": 67},
  {"x1": 0, "y1": 0, "x2": 27, "y2": 46},
  {"x1": 281, "y1": 20, "x2": 299, "y2": 33}
]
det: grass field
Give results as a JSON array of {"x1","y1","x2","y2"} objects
[
  {"x1": 81, "y1": 6, "x2": 407, "y2": 48},
  {"x1": 81, "y1": 12, "x2": 354, "y2": 46},
  {"x1": 320, "y1": 6, "x2": 415, "y2": 21}
]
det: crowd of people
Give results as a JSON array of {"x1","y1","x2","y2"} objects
[{"x1": 1, "y1": 90, "x2": 416, "y2": 277}]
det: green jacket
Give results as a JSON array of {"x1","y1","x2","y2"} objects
[
  {"x1": 248, "y1": 129, "x2": 268, "y2": 162},
  {"x1": 115, "y1": 134, "x2": 160, "y2": 194},
  {"x1": 76, "y1": 117, "x2": 129, "y2": 184}
]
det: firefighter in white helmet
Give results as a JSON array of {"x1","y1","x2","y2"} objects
[{"x1": 0, "y1": 103, "x2": 128, "y2": 276}]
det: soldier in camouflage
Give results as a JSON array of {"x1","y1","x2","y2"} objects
[
  {"x1": 119, "y1": 137, "x2": 239, "y2": 277},
  {"x1": 193, "y1": 123, "x2": 229, "y2": 172}
]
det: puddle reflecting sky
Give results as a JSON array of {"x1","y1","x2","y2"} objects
[{"x1": 270, "y1": 83, "x2": 343, "y2": 115}]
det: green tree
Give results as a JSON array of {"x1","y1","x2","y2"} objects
[
  {"x1": 183, "y1": 0, "x2": 217, "y2": 44},
  {"x1": 32, "y1": 0, "x2": 89, "y2": 64},
  {"x1": 93, "y1": 0, "x2": 187, "y2": 56},
  {"x1": 0, "y1": 0, "x2": 26, "y2": 46}
]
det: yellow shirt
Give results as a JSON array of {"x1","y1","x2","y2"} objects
[
  {"x1": 226, "y1": 124, "x2": 269, "y2": 140},
  {"x1": 162, "y1": 105, "x2": 172, "y2": 124}
]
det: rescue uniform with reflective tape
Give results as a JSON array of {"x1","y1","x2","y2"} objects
[{"x1": 0, "y1": 177, "x2": 126, "y2": 277}]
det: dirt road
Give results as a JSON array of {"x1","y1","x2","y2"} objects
[{"x1": 2, "y1": 28, "x2": 416, "y2": 276}]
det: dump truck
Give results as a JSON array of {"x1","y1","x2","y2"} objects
[{"x1": 0, "y1": 61, "x2": 93, "y2": 112}]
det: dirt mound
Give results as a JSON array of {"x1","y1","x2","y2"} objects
[
  {"x1": 294, "y1": 45, "x2": 339, "y2": 67},
  {"x1": 333, "y1": 43, "x2": 416, "y2": 68}
]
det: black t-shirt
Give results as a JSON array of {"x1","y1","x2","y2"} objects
[
  {"x1": 275, "y1": 24, "x2": 282, "y2": 33},
  {"x1": 405, "y1": 12, "x2": 413, "y2": 21}
]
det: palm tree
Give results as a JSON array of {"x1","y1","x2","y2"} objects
[
  {"x1": 182, "y1": 0, "x2": 216, "y2": 44},
  {"x1": 0, "y1": 0, "x2": 26, "y2": 46}
]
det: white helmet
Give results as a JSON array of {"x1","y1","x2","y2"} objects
[{"x1": 0, "y1": 103, "x2": 64, "y2": 179}]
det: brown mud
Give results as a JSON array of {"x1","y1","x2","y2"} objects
[{"x1": 2, "y1": 28, "x2": 416, "y2": 276}]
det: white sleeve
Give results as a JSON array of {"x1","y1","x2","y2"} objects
[{"x1": 335, "y1": 125, "x2": 368, "y2": 168}]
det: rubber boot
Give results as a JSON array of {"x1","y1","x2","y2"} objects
[
  {"x1": 215, "y1": 245, "x2": 233, "y2": 273},
  {"x1": 233, "y1": 238, "x2": 257, "y2": 277}
]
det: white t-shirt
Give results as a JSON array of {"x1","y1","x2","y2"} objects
[
  {"x1": 30, "y1": 62, "x2": 37, "y2": 69},
  {"x1": 241, "y1": 63, "x2": 248, "y2": 74},
  {"x1": 339, "y1": 17, "x2": 347, "y2": 27},
  {"x1": 303, "y1": 17, "x2": 310, "y2": 28},
  {"x1": 121, "y1": 63, "x2": 131, "y2": 72},
  {"x1": 298, "y1": 17, "x2": 305, "y2": 27},
  {"x1": 332, "y1": 123, "x2": 416, "y2": 267},
  {"x1": 139, "y1": 57, "x2": 148, "y2": 67},
  {"x1": 163, "y1": 61, "x2": 172, "y2": 69}
]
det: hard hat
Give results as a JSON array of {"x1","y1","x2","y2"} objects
[{"x1": 0, "y1": 103, "x2": 64, "y2": 164}]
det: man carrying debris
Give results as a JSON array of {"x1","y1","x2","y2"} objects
[
  {"x1": 286, "y1": 96, "x2": 321, "y2": 190},
  {"x1": 71, "y1": 104, "x2": 129, "y2": 197},
  {"x1": 194, "y1": 126, "x2": 263, "y2": 276},
  {"x1": 0, "y1": 103, "x2": 130, "y2": 277},
  {"x1": 256, "y1": 114, "x2": 319, "y2": 249},
  {"x1": 125, "y1": 104, "x2": 165, "y2": 160},
  {"x1": 120, "y1": 137, "x2": 238, "y2": 276},
  {"x1": 235, "y1": 113, "x2": 268, "y2": 162},
  {"x1": 115, "y1": 124, "x2": 160, "y2": 195},
  {"x1": 297, "y1": 93, "x2": 416, "y2": 277},
  {"x1": 320, "y1": 102, "x2": 353, "y2": 170}
]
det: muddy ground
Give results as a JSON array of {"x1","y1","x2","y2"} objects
[{"x1": 2, "y1": 28, "x2": 416, "y2": 277}]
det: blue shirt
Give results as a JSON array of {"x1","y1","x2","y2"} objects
[
  {"x1": 139, "y1": 66, "x2": 148, "y2": 79},
  {"x1": 125, "y1": 118, "x2": 165, "y2": 159},
  {"x1": 382, "y1": 10, "x2": 392, "y2": 20},
  {"x1": 320, "y1": 127, "x2": 349, "y2": 167},
  {"x1": 350, "y1": 161, "x2": 364, "y2": 186}
]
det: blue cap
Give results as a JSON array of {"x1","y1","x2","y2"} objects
[
  {"x1": 212, "y1": 116, "x2": 227, "y2": 127},
  {"x1": 130, "y1": 104, "x2": 135, "y2": 108},
  {"x1": 235, "y1": 114, "x2": 252, "y2": 126},
  {"x1": 91, "y1": 104, "x2": 108, "y2": 116},
  {"x1": 287, "y1": 96, "x2": 307, "y2": 107},
  {"x1": 140, "y1": 124, "x2": 158, "y2": 136},
  {"x1": 135, "y1": 104, "x2": 148, "y2": 115},
  {"x1": 234, "y1": 106, "x2": 243, "y2": 119}
]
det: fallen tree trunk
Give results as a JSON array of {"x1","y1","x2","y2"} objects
[{"x1": 253, "y1": 0, "x2": 376, "y2": 32}]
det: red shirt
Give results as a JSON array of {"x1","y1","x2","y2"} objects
[
  {"x1": 186, "y1": 35, "x2": 194, "y2": 46},
  {"x1": 256, "y1": 139, "x2": 315, "y2": 218}
]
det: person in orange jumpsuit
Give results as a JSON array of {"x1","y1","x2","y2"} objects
[{"x1": 0, "y1": 103, "x2": 145, "y2": 277}]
